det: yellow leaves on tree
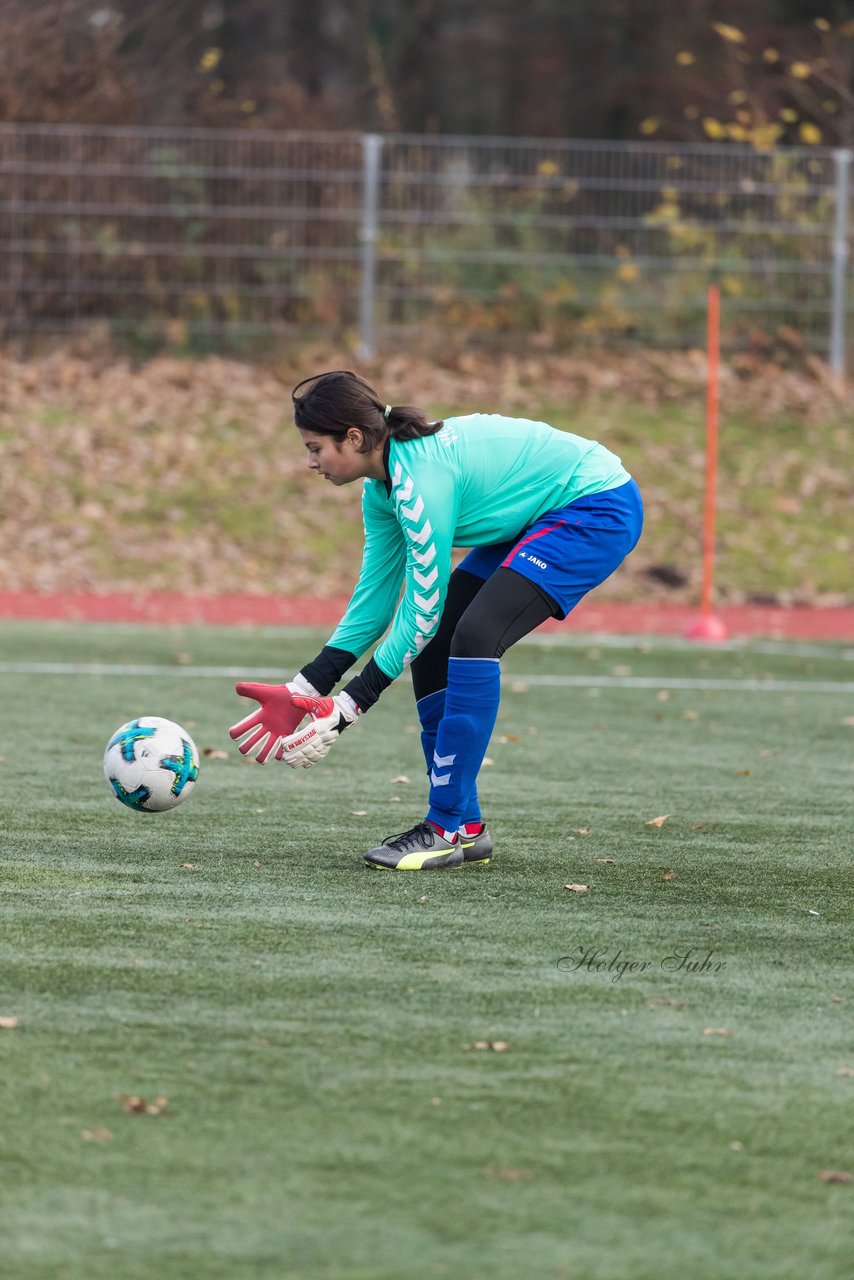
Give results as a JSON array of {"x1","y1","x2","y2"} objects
[
  {"x1": 799, "y1": 122, "x2": 823, "y2": 145},
  {"x1": 712, "y1": 23, "x2": 745, "y2": 44},
  {"x1": 198, "y1": 48, "x2": 222, "y2": 73}
]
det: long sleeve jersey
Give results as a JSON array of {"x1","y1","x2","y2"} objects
[{"x1": 328, "y1": 413, "x2": 630, "y2": 682}]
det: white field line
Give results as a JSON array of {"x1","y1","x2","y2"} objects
[
  {"x1": 519, "y1": 633, "x2": 854, "y2": 661},
  {"x1": 0, "y1": 661, "x2": 852, "y2": 694}
]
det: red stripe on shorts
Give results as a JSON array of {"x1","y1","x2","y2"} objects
[{"x1": 501, "y1": 520, "x2": 569, "y2": 568}]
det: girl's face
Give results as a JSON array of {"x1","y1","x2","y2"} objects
[{"x1": 298, "y1": 428, "x2": 374, "y2": 486}]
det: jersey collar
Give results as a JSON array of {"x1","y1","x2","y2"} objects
[{"x1": 382, "y1": 436, "x2": 393, "y2": 496}]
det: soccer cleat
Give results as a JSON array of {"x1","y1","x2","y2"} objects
[
  {"x1": 459, "y1": 823, "x2": 494, "y2": 864},
  {"x1": 364, "y1": 821, "x2": 464, "y2": 871}
]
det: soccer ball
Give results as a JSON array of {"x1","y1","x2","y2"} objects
[{"x1": 104, "y1": 716, "x2": 200, "y2": 812}]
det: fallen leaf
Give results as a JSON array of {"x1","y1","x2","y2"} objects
[
  {"x1": 702, "y1": 1027, "x2": 733, "y2": 1037},
  {"x1": 253, "y1": 860, "x2": 261, "y2": 868},
  {"x1": 662, "y1": 869, "x2": 676, "y2": 880},
  {"x1": 482, "y1": 757, "x2": 495, "y2": 766},
  {"x1": 736, "y1": 769, "x2": 752, "y2": 777},
  {"x1": 646, "y1": 815, "x2": 670, "y2": 827},
  {"x1": 468, "y1": 1040, "x2": 511, "y2": 1051},
  {"x1": 181, "y1": 863, "x2": 198, "y2": 870},
  {"x1": 0, "y1": 1016, "x2": 19, "y2": 1029},
  {"x1": 498, "y1": 734, "x2": 519, "y2": 743},
  {"x1": 482, "y1": 1166, "x2": 532, "y2": 1180},
  {"x1": 729, "y1": 1140, "x2": 744, "y2": 1151},
  {"x1": 594, "y1": 857, "x2": 615, "y2": 864},
  {"x1": 203, "y1": 748, "x2": 229, "y2": 759},
  {"x1": 647, "y1": 998, "x2": 685, "y2": 1008},
  {"x1": 565, "y1": 883, "x2": 590, "y2": 893},
  {"x1": 656, "y1": 690, "x2": 671, "y2": 702},
  {"x1": 121, "y1": 1094, "x2": 168, "y2": 1116},
  {"x1": 817, "y1": 1170, "x2": 852, "y2": 1184},
  {"x1": 571, "y1": 827, "x2": 592, "y2": 836},
  {"x1": 683, "y1": 709, "x2": 699, "y2": 720},
  {"x1": 759, "y1": 748, "x2": 779, "y2": 757},
  {"x1": 837, "y1": 1067, "x2": 854, "y2": 1077},
  {"x1": 351, "y1": 810, "x2": 368, "y2": 816},
  {"x1": 491, "y1": 1040, "x2": 511, "y2": 1052},
  {"x1": 691, "y1": 823, "x2": 706, "y2": 830},
  {"x1": 81, "y1": 1127, "x2": 113, "y2": 1143},
  {"x1": 842, "y1": 717, "x2": 854, "y2": 727},
  {"x1": 390, "y1": 775, "x2": 410, "y2": 784},
  {"x1": 510, "y1": 682, "x2": 529, "y2": 693}
]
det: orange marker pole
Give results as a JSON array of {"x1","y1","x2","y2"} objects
[{"x1": 686, "y1": 285, "x2": 727, "y2": 642}]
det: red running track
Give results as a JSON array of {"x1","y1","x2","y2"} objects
[{"x1": 1, "y1": 590, "x2": 853, "y2": 640}]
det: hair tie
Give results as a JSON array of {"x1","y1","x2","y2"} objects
[{"x1": 384, "y1": 404, "x2": 391, "y2": 419}]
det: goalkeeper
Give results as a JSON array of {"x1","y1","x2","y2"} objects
[{"x1": 230, "y1": 370, "x2": 643, "y2": 871}]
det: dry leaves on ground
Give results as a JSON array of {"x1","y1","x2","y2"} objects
[
  {"x1": 81, "y1": 1127, "x2": 113, "y2": 1143},
  {"x1": 121, "y1": 1095, "x2": 169, "y2": 1116},
  {"x1": 2, "y1": 346, "x2": 850, "y2": 602}
]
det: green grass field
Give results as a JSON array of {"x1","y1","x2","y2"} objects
[{"x1": 1, "y1": 621, "x2": 852, "y2": 1280}]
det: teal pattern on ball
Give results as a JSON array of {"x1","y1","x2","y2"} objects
[
  {"x1": 108, "y1": 777, "x2": 152, "y2": 810},
  {"x1": 161, "y1": 741, "x2": 200, "y2": 797},
  {"x1": 108, "y1": 719, "x2": 156, "y2": 762}
]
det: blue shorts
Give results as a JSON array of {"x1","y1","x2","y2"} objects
[{"x1": 458, "y1": 478, "x2": 643, "y2": 619}]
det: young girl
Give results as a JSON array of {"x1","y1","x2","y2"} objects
[{"x1": 229, "y1": 370, "x2": 643, "y2": 870}]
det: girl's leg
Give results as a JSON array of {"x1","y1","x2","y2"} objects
[
  {"x1": 410, "y1": 568, "x2": 487, "y2": 824},
  {"x1": 426, "y1": 479, "x2": 643, "y2": 834},
  {"x1": 425, "y1": 568, "x2": 557, "y2": 833}
]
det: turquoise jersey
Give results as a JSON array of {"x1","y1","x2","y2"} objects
[{"x1": 328, "y1": 413, "x2": 630, "y2": 681}]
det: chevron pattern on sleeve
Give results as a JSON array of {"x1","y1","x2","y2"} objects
[{"x1": 390, "y1": 461, "x2": 442, "y2": 667}]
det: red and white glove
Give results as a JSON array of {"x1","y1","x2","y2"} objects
[
  {"x1": 229, "y1": 673, "x2": 320, "y2": 763},
  {"x1": 276, "y1": 692, "x2": 360, "y2": 768}
]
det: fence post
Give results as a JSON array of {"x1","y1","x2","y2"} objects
[
  {"x1": 830, "y1": 147, "x2": 852, "y2": 380},
  {"x1": 358, "y1": 133, "x2": 383, "y2": 359}
]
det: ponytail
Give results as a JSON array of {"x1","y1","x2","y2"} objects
[{"x1": 383, "y1": 403, "x2": 443, "y2": 443}]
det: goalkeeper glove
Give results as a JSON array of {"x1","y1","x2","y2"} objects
[
  {"x1": 276, "y1": 692, "x2": 361, "y2": 769},
  {"x1": 229, "y1": 673, "x2": 320, "y2": 763}
]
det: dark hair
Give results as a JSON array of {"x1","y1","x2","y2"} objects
[{"x1": 291, "y1": 370, "x2": 442, "y2": 452}]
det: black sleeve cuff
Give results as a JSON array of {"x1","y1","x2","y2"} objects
[
  {"x1": 299, "y1": 646, "x2": 357, "y2": 696},
  {"x1": 342, "y1": 656, "x2": 393, "y2": 712}
]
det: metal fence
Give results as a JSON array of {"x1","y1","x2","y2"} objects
[{"x1": 0, "y1": 123, "x2": 851, "y2": 370}]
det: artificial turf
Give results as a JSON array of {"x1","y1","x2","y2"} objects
[{"x1": 0, "y1": 622, "x2": 852, "y2": 1279}]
